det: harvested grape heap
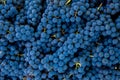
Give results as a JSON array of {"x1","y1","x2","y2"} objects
[{"x1": 0, "y1": 0, "x2": 120, "y2": 80}]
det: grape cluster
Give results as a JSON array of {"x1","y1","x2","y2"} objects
[{"x1": 0, "y1": 0, "x2": 120, "y2": 80}]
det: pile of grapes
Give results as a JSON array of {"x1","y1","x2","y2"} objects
[{"x1": 0, "y1": 0, "x2": 120, "y2": 80}]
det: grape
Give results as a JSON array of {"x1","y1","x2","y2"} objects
[
  {"x1": 0, "y1": 0, "x2": 120, "y2": 79},
  {"x1": 25, "y1": 0, "x2": 43, "y2": 26}
]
